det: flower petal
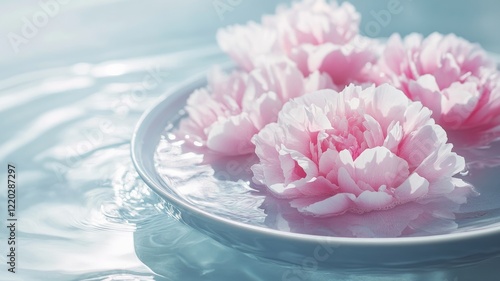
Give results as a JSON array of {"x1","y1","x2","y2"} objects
[
  {"x1": 207, "y1": 114, "x2": 258, "y2": 155},
  {"x1": 353, "y1": 147, "x2": 410, "y2": 189},
  {"x1": 291, "y1": 193, "x2": 356, "y2": 217},
  {"x1": 354, "y1": 191, "x2": 394, "y2": 212},
  {"x1": 394, "y1": 173, "x2": 429, "y2": 202}
]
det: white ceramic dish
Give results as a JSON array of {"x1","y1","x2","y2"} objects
[{"x1": 131, "y1": 66, "x2": 500, "y2": 270}]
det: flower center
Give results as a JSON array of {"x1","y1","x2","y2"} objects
[{"x1": 317, "y1": 113, "x2": 368, "y2": 159}]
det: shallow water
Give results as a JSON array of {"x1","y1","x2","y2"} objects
[{"x1": 2, "y1": 0, "x2": 500, "y2": 280}]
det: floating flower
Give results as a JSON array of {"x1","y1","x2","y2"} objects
[
  {"x1": 251, "y1": 84, "x2": 475, "y2": 217},
  {"x1": 178, "y1": 60, "x2": 335, "y2": 156},
  {"x1": 372, "y1": 32, "x2": 500, "y2": 146},
  {"x1": 217, "y1": 0, "x2": 378, "y2": 87}
]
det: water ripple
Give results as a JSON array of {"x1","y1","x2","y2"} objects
[{"x1": 0, "y1": 43, "x2": 228, "y2": 280}]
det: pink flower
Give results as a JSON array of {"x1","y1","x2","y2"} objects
[
  {"x1": 216, "y1": 22, "x2": 281, "y2": 71},
  {"x1": 217, "y1": 0, "x2": 378, "y2": 87},
  {"x1": 373, "y1": 32, "x2": 500, "y2": 146},
  {"x1": 251, "y1": 84, "x2": 474, "y2": 217},
  {"x1": 178, "y1": 60, "x2": 335, "y2": 156},
  {"x1": 262, "y1": 0, "x2": 359, "y2": 50}
]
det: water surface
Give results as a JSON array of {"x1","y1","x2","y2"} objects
[{"x1": 2, "y1": 0, "x2": 500, "y2": 280}]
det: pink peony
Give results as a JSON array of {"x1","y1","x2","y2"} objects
[
  {"x1": 372, "y1": 32, "x2": 500, "y2": 146},
  {"x1": 251, "y1": 84, "x2": 474, "y2": 217},
  {"x1": 178, "y1": 60, "x2": 335, "y2": 156},
  {"x1": 217, "y1": 0, "x2": 378, "y2": 87}
]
